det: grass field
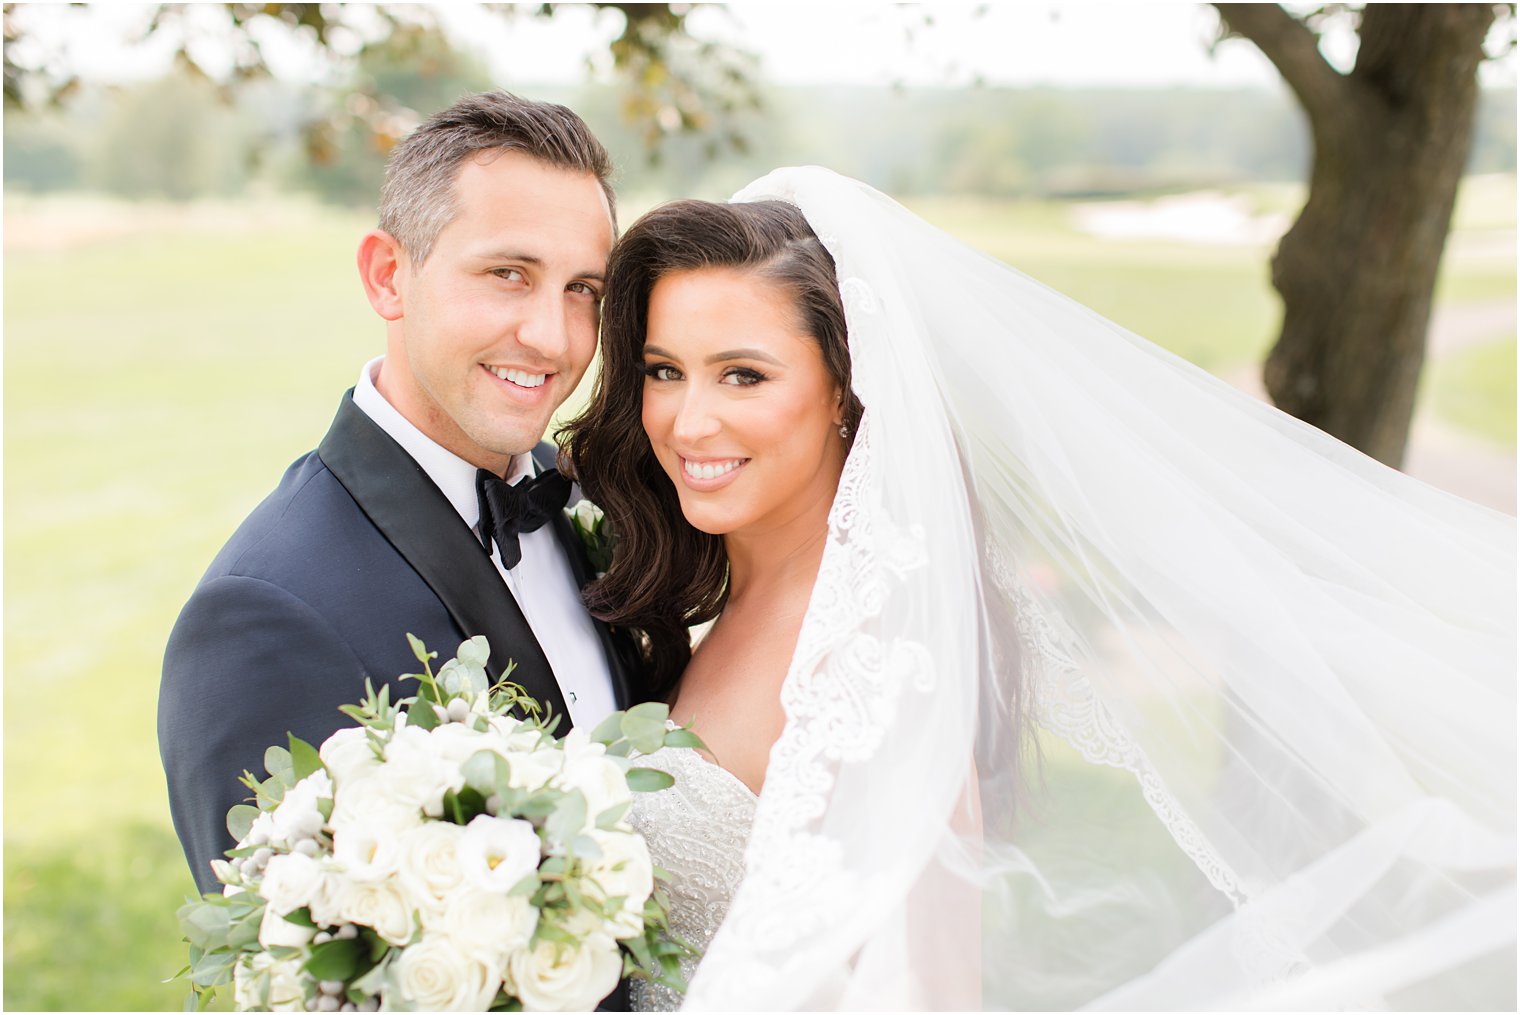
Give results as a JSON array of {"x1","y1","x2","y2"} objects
[{"x1": 4, "y1": 180, "x2": 1513, "y2": 1011}]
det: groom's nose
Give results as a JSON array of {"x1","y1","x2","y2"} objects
[{"x1": 514, "y1": 288, "x2": 570, "y2": 359}]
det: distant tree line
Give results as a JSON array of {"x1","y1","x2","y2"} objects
[{"x1": 6, "y1": 68, "x2": 1515, "y2": 205}]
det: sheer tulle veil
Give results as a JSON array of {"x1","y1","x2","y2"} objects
[{"x1": 681, "y1": 167, "x2": 1515, "y2": 1010}]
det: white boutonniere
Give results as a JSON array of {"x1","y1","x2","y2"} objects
[{"x1": 567, "y1": 499, "x2": 616, "y2": 576}]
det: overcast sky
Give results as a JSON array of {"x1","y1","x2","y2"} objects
[{"x1": 10, "y1": 2, "x2": 1518, "y2": 92}]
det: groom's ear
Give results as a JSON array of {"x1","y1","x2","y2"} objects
[{"x1": 357, "y1": 229, "x2": 406, "y2": 322}]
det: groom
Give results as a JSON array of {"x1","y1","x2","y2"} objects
[{"x1": 159, "y1": 92, "x2": 638, "y2": 897}]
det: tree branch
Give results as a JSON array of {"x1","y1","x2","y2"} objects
[{"x1": 1213, "y1": 3, "x2": 1348, "y2": 128}]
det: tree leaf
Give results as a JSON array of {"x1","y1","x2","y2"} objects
[
  {"x1": 625, "y1": 767, "x2": 675, "y2": 792},
  {"x1": 406, "y1": 695, "x2": 439, "y2": 730},
  {"x1": 263, "y1": 745, "x2": 293, "y2": 783},
  {"x1": 588, "y1": 710, "x2": 625, "y2": 745},
  {"x1": 595, "y1": 801, "x2": 631, "y2": 829},
  {"x1": 406, "y1": 632, "x2": 434, "y2": 665}
]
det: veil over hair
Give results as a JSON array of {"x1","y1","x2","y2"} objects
[{"x1": 682, "y1": 167, "x2": 1515, "y2": 1010}]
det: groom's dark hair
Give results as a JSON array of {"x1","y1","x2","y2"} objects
[
  {"x1": 378, "y1": 90, "x2": 615, "y2": 266},
  {"x1": 561, "y1": 200, "x2": 862, "y2": 698}
]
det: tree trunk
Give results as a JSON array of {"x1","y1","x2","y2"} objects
[{"x1": 1214, "y1": 4, "x2": 1496, "y2": 467}]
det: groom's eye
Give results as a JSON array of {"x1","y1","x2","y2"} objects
[{"x1": 490, "y1": 267, "x2": 526, "y2": 283}]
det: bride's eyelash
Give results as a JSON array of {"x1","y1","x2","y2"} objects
[
  {"x1": 641, "y1": 362, "x2": 680, "y2": 381},
  {"x1": 724, "y1": 367, "x2": 767, "y2": 386}
]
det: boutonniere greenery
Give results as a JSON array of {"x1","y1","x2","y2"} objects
[{"x1": 567, "y1": 499, "x2": 616, "y2": 576}]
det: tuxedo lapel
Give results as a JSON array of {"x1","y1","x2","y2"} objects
[{"x1": 317, "y1": 393, "x2": 570, "y2": 722}]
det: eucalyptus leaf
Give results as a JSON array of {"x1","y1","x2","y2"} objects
[
  {"x1": 626, "y1": 767, "x2": 676, "y2": 792},
  {"x1": 624, "y1": 701, "x2": 671, "y2": 723},
  {"x1": 288, "y1": 733, "x2": 323, "y2": 782},
  {"x1": 406, "y1": 632, "x2": 434, "y2": 665},
  {"x1": 263, "y1": 746, "x2": 293, "y2": 782},
  {"x1": 225, "y1": 803, "x2": 258, "y2": 842},
  {"x1": 178, "y1": 900, "x2": 232, "y2": 950},
  {"x1": 595, "y1": 801, "x2": 631, "y2": 830},
  {"x1": 407, "y1": 695, "x2": 439, "y2": 730},
  {"x1": 589, "y1": 711, "x2": 625, "y2": 745},
  {"x1": 545, "y1": 790, "x2": 588, "y2": 845},
  {"x1": 662, "y1": 728, "x2": 709, "y2": 752}
]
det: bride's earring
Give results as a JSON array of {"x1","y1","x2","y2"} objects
[{"x1": 838, "y1": 421, "x2": 851, "y2": 439}]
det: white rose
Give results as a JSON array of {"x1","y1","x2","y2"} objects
[
  {"x1": 556, "y1": 731, "x2": 632, "y2": 827},
  {"x1": 339, "y1": 878, "x2": 415, "y2": 946},
  {"x1": 328, "y1": 773, "x2": 423, "y2": 836},
  {"x1": 503, "y1": 743, "x2": 564, "y2": 793},
  {"x1": 507, "y1": 933, "x2": 623, "y2": 1012},
  {"x1": 383, "y1": 726, "x2": 464, "y2": 816},
  {"x1": 258, "y1": 851, "x2": 325, "y2": 916},
  {"x1": 393, "y1": 821, "x2": 467, "y2": 920},
  {"x1": 270, "y1": 771, "x2": 332, "y2": 846},
  {"x1": 394, "y1": 932, "x2": 501, "y2": 1011},
  {"x1": 234, "y1": 952, "x2": 308, "y2": 1012},
  {"x1": 440, "y1": 890, "x2": 538, "y2": 963},
  {"x1": 578, "y1": 829, "x2": 654, "y2": 940},
  {"x1": 458, "y1": 814, "x2": 542, "y2": 893},
  {"x1": 319, "y1": 725, "x2": 382, "y2": 786},
  {"x1": 568, "y1": 498, "x2": 603, "y2": 531},
  {"x1": 306, "y1": 868, "x2": 349, "y2": 928},
  {"x1": 428, "y1": 721, "x2": 509, "y2": 770},
  {"x1": 259, "y1": 903, "x2": 317, "y2": 949}
]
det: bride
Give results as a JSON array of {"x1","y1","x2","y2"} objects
[{"x1": 560, "y1": 168, "x2": 1515, "y2": 1010}]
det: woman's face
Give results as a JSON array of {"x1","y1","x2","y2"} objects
[{"x1": 641, "y1": 266, "x2": 846, "y2": 539}]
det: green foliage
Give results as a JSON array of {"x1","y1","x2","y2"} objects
[{"x1": 1422, "y1": 338, "x2": 1518, "y2": 449}]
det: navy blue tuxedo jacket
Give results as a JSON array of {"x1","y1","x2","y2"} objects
[{"x1": 159, "y1": 392, "x2": 642, "y2": 896}]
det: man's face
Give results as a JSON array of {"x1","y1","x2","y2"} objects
[{"x1": 380, "y1": 150, "x2": 613, "y2": 475}]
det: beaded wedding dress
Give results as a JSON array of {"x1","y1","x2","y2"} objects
[
  {"x1": 624, "y1": 168, "x2": 1514, "y2": 1011},
  {"x1": 627, "y1": 744, "x2": 755, "y2": 1012}
]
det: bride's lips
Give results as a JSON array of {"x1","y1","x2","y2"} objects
[
  {"x1": 481, "y1": 363, "x2": 554, "y2": 402},
  {"x1": 678, "y1": 455, "x2": 749, "y2": 492}
]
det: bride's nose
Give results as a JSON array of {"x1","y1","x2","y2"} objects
[{"x1": 670, "y1": 386, "x2": 722, "y2": 444}]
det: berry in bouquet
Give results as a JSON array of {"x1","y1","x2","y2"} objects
[{"x1": 174, "y1": 635, "x2": 702, "y2": 1012}]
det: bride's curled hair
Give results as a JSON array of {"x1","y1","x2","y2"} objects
[{"x1": 560, "y1": 200, "x2": 862, "y2": 700}]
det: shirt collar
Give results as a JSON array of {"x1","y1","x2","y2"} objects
[{"x1": 352, "y1": 356, "x2": 536, "y2": 532}]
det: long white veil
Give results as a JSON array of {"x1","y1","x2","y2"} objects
[{"x1": 684, "y1": 167, "x2": 1515, "y2": 1010}]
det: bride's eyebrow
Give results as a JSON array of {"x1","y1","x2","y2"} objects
[{"x1": 706, "y1": 348, "x2": 784, "y2": 366}]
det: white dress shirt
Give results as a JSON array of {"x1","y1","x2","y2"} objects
[{"x1": 352, "y1": 357, "x2": 617, "y2": 727}]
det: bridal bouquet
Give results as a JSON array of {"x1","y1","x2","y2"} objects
[{"x1": 175, "y1": 636, "x2": 697, "y2": 1012}]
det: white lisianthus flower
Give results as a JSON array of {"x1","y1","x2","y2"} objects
[
  {"x1": 259, "y1": 903, "x2": 317, "y2": 949},
  {"x1": 458, "y1": 814, "x2": 542, "y2": 893},
  {"x1": 330, "y1": 818, "x2": 404, "y2": 883},
  {"x1": 394, "y1": 933, "x2": 500, "y2": 1011},
  {"x1": 234, "y1": 952, "x2": 308, "y2": 1012},
  {"x1": 339, "y1": 879, "x2": 414, "y2": 946},
  {"x1": 440, "y1": 889, "x2": 538, "y2": 963},
  {"x1": 556, "y1": 730, "x2": 632, "y2": 828},
  {"x1": 319, "y1": 725, "x2": 382, "y2": 786},
  {"x1": 382, "y1": 725, "x2": 464, "y2": 815},
  {"x1": 258, "y1": 851, "x2": 325, "y2": 916},
  {"x1": 507, "y1": 932, "x2": 622, "y2": 1012},
  {"x1": 393, "y1": 821, "x2": 467, "y2": 920},
  {"x1": 270, "y1": 770, "x2": 332, "y2": 846},
  {"x1": 579, "y1": 829, "x2": 655, "y2": 939}
]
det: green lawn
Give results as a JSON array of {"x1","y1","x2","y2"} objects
[{"x1": 3, "y1": 180, "x2": 1513, "y2": 1011}]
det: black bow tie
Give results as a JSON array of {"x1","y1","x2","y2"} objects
[{"x1": 475, "y1": 467, "x2": 572, "y2": 570}]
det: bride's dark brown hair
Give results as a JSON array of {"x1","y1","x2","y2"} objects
[{"x1": 559, "y1": 200, "x2": 863, "y2": 700}]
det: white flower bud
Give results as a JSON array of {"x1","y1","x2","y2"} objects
[
  {"x1": 313, "y1": 931, "x2": 332, "y2": 945},
  {"x1": 336, "y1": 922, "x2": 358, "y2": 940},
  {"x1": 295, "y1": 838, "x2": 321, "y2": 857},
  {"x1": 319, "y1": 980, "x2": 345, "y2": 997},
  {"x1": 317, "y1": 995, "x2": 341, "y2": 1012},
  {"x1": 446, "y1": 698, "x2": 470, "y2": 723}
]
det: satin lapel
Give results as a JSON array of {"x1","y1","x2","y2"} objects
[
  {"x1": 316, "y1": 393, "x2": 570, "y2": 722},
  {"x1": 549, "y1": 508, "x2": 636, "y2": 710}
]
